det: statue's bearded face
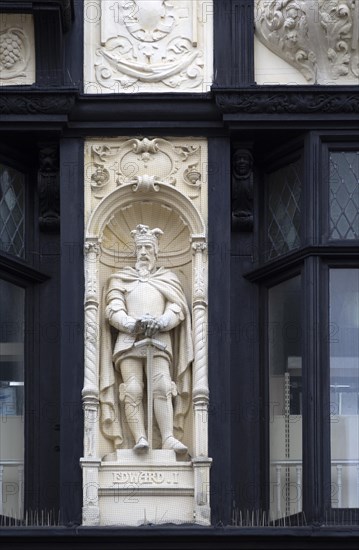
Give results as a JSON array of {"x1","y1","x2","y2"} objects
[{"x1": 135, "y1": 242, "x2": 156, "y2": 274}]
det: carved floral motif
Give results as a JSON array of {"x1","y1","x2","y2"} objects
[
  {"x1": 0, "y1": 27, "x2": 30, "y2": 80},
  {"x1": 255, "y1": 0, "x2": 359, "y2": 83}
]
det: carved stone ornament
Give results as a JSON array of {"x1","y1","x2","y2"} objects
[
  {"x1": 0, "y1": 14, "x2": 35, "y2": 86},
  {"x1": 84, "y1": 0, "x2": 213, "y2": 93},
  {"x1": 255, "y1": 0, "x2": 359, "y2": 84},
  {"x1": 81, "y1": 137, "x2": 210, "y2": 526}
]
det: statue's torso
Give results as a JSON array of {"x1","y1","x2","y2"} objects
[{"x1": 125, "y1": 280, "x2": 166, "y2": 317}]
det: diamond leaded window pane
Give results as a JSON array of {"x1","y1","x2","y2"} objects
[
  {"x1": 266, "y1": 159, "x2": 302, "y2": 260},
  {"x1": 0, "y1": 163, "x2": 25, "y2": 258},
  {"x1": 329, "y1": 152, "x2": 359, "y2": 240}
]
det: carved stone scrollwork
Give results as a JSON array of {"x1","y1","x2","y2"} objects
[
  {"x1": 87, "y1": 138, "x2": 206, "y2": 209},
  {"x1": 38, "y1": 144, "x2": 60, "y2": 232},
  {"x1": 231, "y1": 148, "x2": 254, "y2": 232},
  {"x1": 131, "y1": 175, "x2": 161, "y2": 192},
  {"x1": 255, "y1": 0, "x2": 359, "y2": 84}
]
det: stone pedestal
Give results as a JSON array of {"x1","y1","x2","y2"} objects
[{"x1": 98, "y1": 451, "x2": 194, "y2": 526}]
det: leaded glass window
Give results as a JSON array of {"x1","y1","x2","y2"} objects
[
  {"x1": 329, "y1": 152, "x2": 359, "y2": 240},
  {"x1": 266, "y1": 159, "x2": 302, "y2": 260},
  {"x1": 0, "y1": 163, "x2": 25, "y2": 258}
]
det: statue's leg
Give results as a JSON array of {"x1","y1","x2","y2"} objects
[
  {"x1": 153, "y1": 357, "x2": 188, "y2": 454},
  {"x1": 119, "y1": 358, "x2": 148, "y2": 451}
]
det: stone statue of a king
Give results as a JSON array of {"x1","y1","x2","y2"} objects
[{"x1": 99, "y1": 225, "x2": 193, "y2": 455}]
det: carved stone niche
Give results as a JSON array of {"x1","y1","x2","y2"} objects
[
  {"x1": 84, "y1": 0, "x2": 213, "y2": 93},
  {"x1": 255, "y1": 0, "x2": 359, "y2": 85},
  {"x1": 0, "y1": 13, "x2": 35, "y2": 86},
  {"x1": 81, "y1": 137, "x2": 211, "y2": 526}
]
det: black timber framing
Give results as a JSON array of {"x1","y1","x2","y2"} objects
[
  {"x1": 59, "y1": 137, "x2": 84, "y2": 525},
  {"x1": 208, "y1": 137, "x2": 232, "y2": 526}
]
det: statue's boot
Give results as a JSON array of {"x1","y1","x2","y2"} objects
[
  {"x1": 154, "y1": 395, "x2": 188, "y2": 455},
  {"x1": 163, "y1": 435, "x2": 188, "y2": 454},
  {"x1": 133, "y1": 436, "x2": 149, "y2": 452},
  {"x1": 124, "y1": 397, "x2": 149, "y2": 452}
]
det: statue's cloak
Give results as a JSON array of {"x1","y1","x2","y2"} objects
[{"x1": 99, "y1": 267, "x2": 193, "y2": 449}]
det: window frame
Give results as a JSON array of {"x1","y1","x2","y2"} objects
[
  {"x1": 0, "y1": 147, "x2": 49, "y2": 521},
  {"x1": 246, "y1": 131, "x2": 359, "y2": 525}
]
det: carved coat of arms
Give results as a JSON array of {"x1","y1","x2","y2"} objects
[{"x1": 93, "y1": 0, "x2": 208, "y2": 92}]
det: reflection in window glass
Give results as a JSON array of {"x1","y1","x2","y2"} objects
[
  {"x1": 269, "y1": 276, "x2": 302, "y2": 521},
  {"x1": 330, "y1": 269, "x2": 359, "y2": 508},
  {"x1": 329, "y1": 152, "x2": 359, "y2": 240},
  {"x1": 0, "y1": 163, "x2": 25, "y2": 258},
  {"x1": 267, "y1": 159, "x2": 302, "y2": 260},
  {"x1": 0, "y1": 279, "x2": 24, "y2": 519}
]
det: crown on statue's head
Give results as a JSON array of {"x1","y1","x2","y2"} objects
[{"x1": 131, "y1": 224, "x2": 163, "y2": 254}]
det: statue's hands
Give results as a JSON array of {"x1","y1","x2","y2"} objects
[{"x1": 139, "y1": 314, "x2": 162, "y2": 337}]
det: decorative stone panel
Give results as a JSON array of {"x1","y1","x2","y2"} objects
[
  {"x1": 81, "y1": 137, "x2": 211, "y2": 526},
  {"x1": 255, "y1": 0, "x2": 359, "y2": 85},
  {"x1": 84, "y1": 0, "x2": 213, "y2": 93},
  {"x1": 0, "y1": 13, "x2": 35, "y2": 86}
]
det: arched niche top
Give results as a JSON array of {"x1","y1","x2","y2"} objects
[{"x1": 86, "y1": 181, "x2": 206, "y2": 246}]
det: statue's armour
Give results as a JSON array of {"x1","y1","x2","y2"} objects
[
  {"x1": 107, "y1": 274, "x2": 181, "y2": 364},
  {"x1": 126, "y1": 280, "x2": 166, "y2": 318}
]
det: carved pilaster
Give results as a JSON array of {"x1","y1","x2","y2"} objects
[
  {"x1": 83, "y1": 240, "x2": 101, "y2": 398},
  {"x1": 191, "y1": 239, "x2": 208, "y2": 400},
  {"x1": 38, "y1": 144, "x2": 60, "y2": 232},
  {"x1": 231, "y1": 147, "x2": 254, "y2": 232},
  {"x1": 83, "y1": 241, "x2": 101, "y2": 506},
  {"x1": 191, "y1": 238, "x2": 209, "y2": 460}
]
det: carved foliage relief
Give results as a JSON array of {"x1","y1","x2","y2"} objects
[
  {"x1": 0, "y1": 14, "x2": 35, "y2": 86},
  {"x1": 84, "y1": 1, "x2": 213, "y2": 93},
  {"x1": 255, "y1": 0, "x2": 359, "y2": 84}
]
